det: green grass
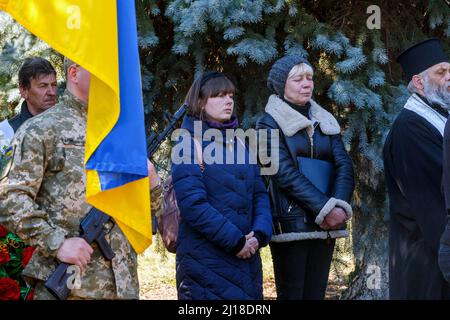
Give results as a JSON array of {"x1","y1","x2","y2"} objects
[
  {"x1": 138, "y1": 235, "x2": 275, "y2": 299},
  {"x1": 260, "y1": 246, "x2": 275, "y2": 282},
  {"x1": 138, "y1": 237, "x2": 176, "y2": 284},
  {"x1": 138, "y1": 234, "x2": 354, "y2": 299}
]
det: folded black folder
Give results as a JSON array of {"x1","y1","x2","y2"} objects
[{"x1": 298, "y1": 157, "x2": 335, "y2": 196}]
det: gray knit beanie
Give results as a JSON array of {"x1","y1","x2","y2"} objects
[{"x1": 267, "y1": 55, "x2": 312, "y2": 97}]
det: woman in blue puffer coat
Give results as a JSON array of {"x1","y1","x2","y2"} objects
[{"x1": 171, "y1": 71, "x2": 272, "y2": 300}]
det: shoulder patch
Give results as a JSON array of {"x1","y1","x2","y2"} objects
[{"x1": 0, "y1": 145, "x2": 14, "y2": 181}]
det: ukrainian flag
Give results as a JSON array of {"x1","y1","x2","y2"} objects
[{"x1": 0, "y1": 0, "x2": 152, "y2": 253}]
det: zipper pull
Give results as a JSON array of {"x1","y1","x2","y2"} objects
[
  {"x1": 288, "y1": 202, "x2": 293, "y2": 212},
  {"x1": 310, "y1": 122, "x2": 319, "y2": 159},
  {"x1": 228, "y1": 138, "x2": 234, "y2": 152}
]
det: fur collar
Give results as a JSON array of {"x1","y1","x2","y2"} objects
[
  {"x1": 271, "y1": 230, "x2": 349, "y2": 242},
  {"x1": 265, "y1": 94, "x2": 341, "y2": 137}
]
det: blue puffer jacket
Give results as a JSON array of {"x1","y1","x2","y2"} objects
[{"x1": 171, "y1": 115, "x2": 272, "y2": 300}]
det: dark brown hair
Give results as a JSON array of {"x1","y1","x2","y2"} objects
[
  {"x1": 184, "y1": 72, "x2": 235, "y2": 118},
  {"x1": 18, "y1": 57, "x2": 56, "y2": 89}
]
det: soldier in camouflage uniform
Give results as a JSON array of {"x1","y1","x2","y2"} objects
[{"x1": 0, "y1": 58, "x2": 162, "y2": 300}]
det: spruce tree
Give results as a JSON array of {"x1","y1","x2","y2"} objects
[{"x1": 0, "y1": 11, "x2": 63, "y2": 122}]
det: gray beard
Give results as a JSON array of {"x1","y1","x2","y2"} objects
[{"x1": 423, "y1": 80, "x2": 450, "y2": 109}]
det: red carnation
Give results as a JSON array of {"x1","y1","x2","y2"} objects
[
  {"x1": 21, "y1": 246, "x2": 36, "y2": 268},
  {"x1": 0, "y1": 278, "x2": 20, "y2": 300},
  {"x1": 0, "y1": 225, "x2": 7, "y2": 238},
  {"x1": 0, "y1": 249, "x2": 10, "y2": 265}
]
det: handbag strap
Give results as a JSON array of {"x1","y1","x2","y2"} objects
[{"x1": 192, "y1": 137, "x2": 205, "y2": 172}]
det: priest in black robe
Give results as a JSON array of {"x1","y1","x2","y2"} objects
[
  {"x1": 438, "y1": 51, "x2": 450, "y2": 286},
  {"x1": 383, "y1": 38, "x2": 450, "y2": 299}
]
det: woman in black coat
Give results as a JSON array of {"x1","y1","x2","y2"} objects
[{"x1": 256, "y1": 55, "x2": 355, "y2": 300}]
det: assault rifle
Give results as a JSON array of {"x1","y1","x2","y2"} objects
[
  {"x1": 44, "y1": 207, "x2": 115, "y2": 300},
  {"x1": 146, "y1": 104, "x2": 188, "y2": 235}
]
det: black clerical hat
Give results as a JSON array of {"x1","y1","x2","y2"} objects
[{"x1": 396, "y1": 38, "x2": 448, "y2": 80}]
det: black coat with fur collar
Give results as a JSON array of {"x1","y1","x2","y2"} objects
[{"x1": 256, "y1": 95, "x2": 354, "y2": 242}]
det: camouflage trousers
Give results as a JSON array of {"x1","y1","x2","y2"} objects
[{"x1": 33, "y1": 281, "x2": 119, "y2": 300}]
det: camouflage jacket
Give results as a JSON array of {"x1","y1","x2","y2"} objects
[{"x1": 0, "y1": 90, "x2": 162, "y2": 299}]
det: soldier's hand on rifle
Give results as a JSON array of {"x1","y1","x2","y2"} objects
[
  {"x1": 56, "y1": 237, "x2": 93, "y2": 273},
  {"x1": 147, "y1": 159, "x2": 161, "y2": 190}
]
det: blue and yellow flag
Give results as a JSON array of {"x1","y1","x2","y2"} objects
[{"x1": 0, "y1": 0, "x2": 152, "y2": 253}]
